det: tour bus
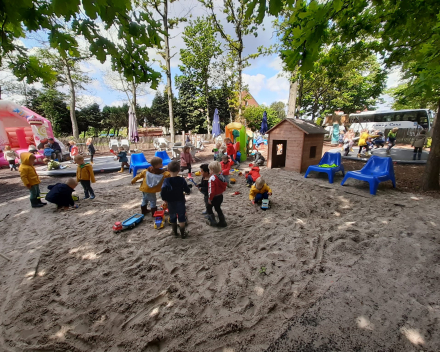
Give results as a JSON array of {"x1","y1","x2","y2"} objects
[{"x1": 348, "y1": 109, "x2": 433, "y2": 133}]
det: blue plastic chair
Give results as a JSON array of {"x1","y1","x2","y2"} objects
[
  {"x1": 129, "y1": 153, "x2": 151, "y2": 178},
  {"x1": 304, "y1": 152, "x2": 345, "y2": 184},
  {"x1": 154, "y1": 150, "x2": 172, "y2": 167},
  {"x1": 341, "y1": 155, "x2": 396, "y2": 195}
]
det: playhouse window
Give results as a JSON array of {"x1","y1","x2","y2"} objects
[
  {"x1": 309, "y1": 146, "x2": 317, "y2": 158},
  {"x1": 277, "y1": 144, "x2": 283, "y2": 155}
]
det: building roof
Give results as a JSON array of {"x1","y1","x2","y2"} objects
[
  {"x1": 241, "y1": 91, "x2": 259, "y2": 107},
  {"x1": 267, "y1": 118, "x2": 327, "y2": 135}
]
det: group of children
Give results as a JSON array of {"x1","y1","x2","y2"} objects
[
  {"x1": 16, "y1": 151, "x2": 96, "y2": 209},
  {"x1": 16, "y1": 136, "x2": 272, "y2": 240},
  {"x1": 340, "y1": 127, "x2": 400, "y2": 157}
]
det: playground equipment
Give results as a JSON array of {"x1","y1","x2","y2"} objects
[
  {"x1": 129, "y1": 153, "x2": 151, "y2": 177},
  {"x1": 304, "y1": 152, "x2": 345, "y2": 184},
  {"x1": 341, "y1": 155, "x2": 396, "y2": 195},
  {"x1": 113, "y1": 214, "x2": 145, "y2": 233},
  {"x1": 154, "y1": 150, "x2": 172, "y2": 167},
  {"x1": 225, "y1": 122, "x2": 247, "y2": 162},
  {"x1": 0, "y1": 100, "x2": 58, "y2": 167}
]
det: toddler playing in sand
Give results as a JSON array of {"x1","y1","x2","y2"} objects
[
  {"x1": 249, "y1": 177, "x2": 272, "y2": 205},
  {"x1": 19, "y1": 152, "x2": 47, "y2": 208},
  {"x1": 180, "y1": 146, "x2": 195, "y2": 178},
  {"x1": 225, "y1": 138, "x2": 239, "y2": 167},
  {"x1": 220, "y1": 155, "x2": 235, "y2": 186},
  {"x1": 246, "y1": 166, "x2": 261, "y2": 187},
  {"x1": 206, "y1": 161, "x2": 228, "y2": 227},
  {"x1": 131, "y1": 156, "x2": 170, "y2": 216},
  {"x1": 197, "y1": 163, "x2": 210, "y2": 215},
  {"x1": 3, "y1": 145, "x2": 19, "y2": 171},
  {"x1": 117, "y1": 147, "x2": 129, "y2": 172},
  {"x1": 75, "y1": 155, "x2": 96, "y2": 200},
  {"x1": 45, "y1": 178, "x2": 79, "y2": 211},
  {"x1": 161, "y1": 160, "x2": 191, "y2": 238}
]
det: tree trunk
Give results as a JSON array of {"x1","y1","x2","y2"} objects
[
  {"x1": 296, "y1": 77, "x2": 304, "y2": 118},
  {"x1": 287, "y1": 78, "x2": 298, "y2": 118},
  {"x1": 131, "y1": 80, "x2": 137, "y2": 125},
  {"x1": 163, "y1": 0, "x2": 175, "y2": 143},
  {"x1": 65, "y1": 61, "x2": 79, "y2": 138},
  {"x1": 422, "y1": 98, "x2": 440, "y2": 190},
  {"x1": 205, "y1": 77, "x2": 211, "y2": 135},
  {"x1": 238, "y1": 53, "x2": 243, "y2": 123}
]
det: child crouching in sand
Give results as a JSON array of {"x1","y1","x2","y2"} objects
[
  {"x1": 131, "y1": 156, "x2": 170, "y2": 216},
  {"x1": 45, "y1": 178, "x2": 79, "y2": 211},
  {"x1": 161, "y1": 161, "x2": 191, "y2": 238},
  {"x1": 246, "y1": 166, "x2": 261, "y2": 187},
  {"x1": 206, "y1": 161, "x2": 227, "y2": 227},
  {"x1": 249, "y1": 177, "x2": 272, "y2": 205}
]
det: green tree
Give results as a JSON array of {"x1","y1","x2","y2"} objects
[
  {"x1": 200, "y1": 0, "x2": 269, "y2": 122},
  {"x1": 301, "y1": 50, "x2": 386, "y2": 120},
  {"x1": 26, "y1": 87, "x2": 72, "y2": 135},
  {"x1": 1, "y1": 0, "x2": 162, "y2": 86},
  {"x1": 101, "y1": 105, "x2": 129, "y2": 136},
  {"x1": 270, "y1": 101, "x2": 287, "y2": 121},
  {"x1": 76, "y1": 104, "x2": 102, "y2": 137},
  {"x1": 251, "y1": 0, "x2": 440, "y2": 190},
  {"x1": 37, "y1": 48, "x2": 91, "y2": 138},
  {"x1": 387, "y1": 83, "x2": 439, "y2": 111},
  {"x1": 142, "y1": 0, "x2": 189, "y2": 142},
  {"x1": 179, "y1": 17, "x2": 222, "y2": 134},
  {"x1": 243, "y1": 106, "x2": 281, "y2": 132}
]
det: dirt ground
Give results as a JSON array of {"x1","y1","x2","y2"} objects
[{"x1": 1, "y1": 144, "x2": 440, "y2": 352}]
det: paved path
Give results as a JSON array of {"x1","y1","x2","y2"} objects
[{"x1": 329, "y1": 146, "x2": 429, "y2": 164}]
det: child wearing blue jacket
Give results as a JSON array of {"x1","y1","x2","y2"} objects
[
  {"x1": 45, "y1": 178, "x2": 79, "y2": 211},
  {"x1": 161, "y1": 160, "x2": 191, "y2": 239}
]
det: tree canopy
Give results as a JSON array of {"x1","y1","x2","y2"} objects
[{"x1": 1, "y1": 0, "x2": 162, "y2": 86}]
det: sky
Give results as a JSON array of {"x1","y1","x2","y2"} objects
[{"x1": 1, "y1": 0, "x2": 402, "y2": 112}]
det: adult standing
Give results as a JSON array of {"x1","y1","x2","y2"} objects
[
  {"x1": 411, "y1": 130, "x2": 427, "y2": 160},
  {"x1": 48, "y1": 137, "x2": 63, "y2": 161}
]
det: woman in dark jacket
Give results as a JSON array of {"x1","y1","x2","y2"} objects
[{"x1": 87, "y1": 138, "x2": 96, "y2": 164}]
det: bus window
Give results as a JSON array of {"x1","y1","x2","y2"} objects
[
  {"x1": 383, "y1": 114, "x2": 392, "y2": 122},
  {"x1": 417, "y1": 112, "x2": 429, "y2": 128},
  {"x1": 375, "y1": 114, "x2": 384, "y2": 122},
  {"x1": 403, "y1": 112, "x2": 417, "y2": 121}
]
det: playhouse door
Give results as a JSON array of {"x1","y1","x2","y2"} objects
[{"x1": 272, "y1": 140, "x2": 286, "y2": 168}]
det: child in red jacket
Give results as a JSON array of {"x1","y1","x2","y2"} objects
[
  {"x1": 220, "y1": 155, "x2": 235, "y2": 185},
  {"x1": 224, "y1": 138, "x2": 239, "y2": 167},
  {"x1": 206, "y1": 161, "x2": 227, "y2": 227},
  {"x1": 246, "y1": 166, "x2": 261, "y2": 187}
]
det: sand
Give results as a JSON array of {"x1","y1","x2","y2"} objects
[{"x1": 1, "y1": 146, "x2": 440, "y2": 351}]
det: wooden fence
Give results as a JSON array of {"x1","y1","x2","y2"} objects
[{"x1": 59, "y1": 134, "x2": 219, "y2": 153}]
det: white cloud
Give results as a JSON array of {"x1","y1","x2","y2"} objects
[
  {"x1": 110, "y1": 100, "x2": 127, "y2": 107},
  {"x1": 386, "y1": 68, "x2": 403, "y2": 88},
  {"x1": 242, "y1": 73, "x2": 266, "y2": 95},
  {"x1": 267, "y1": 72, "x2": 290, "y2": 92},
  {"x1": 268, "y1": 56, "x2": 284, "y2": 71},
  {"x1": 77, "y1": 95, "x2": 104, "y2": 108}
]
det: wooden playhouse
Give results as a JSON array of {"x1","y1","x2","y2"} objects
[{"x1": 267, "y1": 118, "x2": 326, "y2": 173}]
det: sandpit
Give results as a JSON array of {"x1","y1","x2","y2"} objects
[{"x1": 1, "y1": 148, "x2": 440, "y2": 352}]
